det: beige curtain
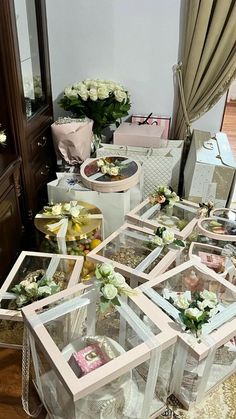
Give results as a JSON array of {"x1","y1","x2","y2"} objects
[{"x1": 173, "y1": 0, "x2": 236, "y2": 140}]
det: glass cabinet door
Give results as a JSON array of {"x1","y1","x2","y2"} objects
[{"x1": 14, "y1": 0, "x2": 46, "y2": 118}]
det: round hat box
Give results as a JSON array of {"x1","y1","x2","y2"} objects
[{"x1": 80, "y1": 156, "x2": 141, "y2": 193}]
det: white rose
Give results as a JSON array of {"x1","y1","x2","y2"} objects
[
  {"x1": 84, "y1": 79, "x2": 92, "y2": 87},
  {"x1": 70, "y1": 205, "x2": 81, "y2": 218},
  {"x1": 167, "y1": 199, "x2": 175, "y2": 208},
  {"x1": 174, "y1": 295, "x2": 190, "y2": 310},
  {"x1": 73, "y1": 82, "x2": 84, "y2": 90},
  {"x1": 163, "y1": 188, "x2": 172, "y2": 195},
  {"x1": 20, "y1": 279, "x2": 32, "y2": 288},
  {"x1": 200, "y1": 299, "x2": 217, "y2": 309},
  {"x1": 51, "y1": 204, "x2": 62, "y2": 216},
  {"x1": 89, "y1": 80, "x2": 99, "y2": 88},
  {"x1": 63, "y1": 203, "x2": 71, "y2": 212},
  {"x1": 102, "y1": 284, "x2": 118, "y2": 300},
  {"x1": 97, "y1": 86, "x2": 109, "y2": 100},
  {"x1": 200, "y1": 290, "x2": 217, "y2": 303},
  {"x1": 97, "y1": 159, "x2": 105, "y2": 167},
  {"x1": 78, "y1": 87, "x2": 89, "y2": 101},
  {"x1": 64, "y1": 87, "x2": 78, "y2": 98},
  {"x1": 162, "y1": 229, "x2": 175, "y2": 244},
  {"x1": 111, "y1": 272, "x2": 126, "y2": 287},
  {"x1": 114, "y1": 89, "x2": 127, "y2": 103},
  {"x1": 96, "y1": 263, "x2": 114, "y2": 280},
  {"x1": 0, "y1": 132, "x2": 7, "y2": 143},
  {"x1": 171, "y1": 192, "x2": 179, "y2": 202},
  {"x1": 101, "y1": 165, "x2": 109, "y2": 174},
  {"x1": 108, "y1": 166, "x2": 119, "y2": 176},
  {"x1": 185, "y1": 307, "x2": 203, "y2": 320},
  {"x1": 89, "y1": 87, "x2": 98, "y2": 101},
  {"x1": 152, "y1": 236, "x2": 163, "y2": 246},
  {"x1": 25, "y1": 282, "x2": 38, "y2": 296}
]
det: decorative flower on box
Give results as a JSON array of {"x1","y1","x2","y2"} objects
[
  {"x1": 164, "y1": 288, "x2": 220, "y2": 338},
  {"x1": 11, "y1": 270, "x2": 62, "y2": 308},
  {"x1": 95, "y1": 263, "x2": 136, "y2": 313},
  {"x1": 97, "y1": 158, "x2": 126, "y2": 177},
  {"x1": 149, "y1": 186, "x2": 180, "y2": 209},
  {"x1": 148, "y1": 227, "x2": 185, "y2": 250},
  {"x1": 43, "y1": 201, "x2": 89, "y2": 235},
  {"x1": 197, "y1": 201, "x2": 214, "y2": 218},
  {"x1": 0, "y1": 125, "x2": 7, "y2": 146},
  {"x1": 59, "y1": 79, "x2": 131, "y2": 138}
]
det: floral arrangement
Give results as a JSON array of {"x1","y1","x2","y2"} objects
[
  {"x1": 0, "y1": 125, "x2": 7, "y2": 146},
  {"x1": 43, "y1": 201, "x2": 88, "y2": 234},
  {"x1": 149, "y1": 186, "x2": 180, "y2": 209},
  {"x1": 148, "y1": 227, "x2": 185, "y2": 250},
  {"x1": 59, "y1": 79, "x2": 131, "y2": 137},
  {"x1": 197, "y1": 201, "x2": 214, "y2": 218},
  {"x1": 11, "y1": 271, "x2": 61, "y2": 308},
  {"x1": 97, "y1": 158, "x2": 122, "y2": 177},
  {"x1": 164, "y1": 289, "x2": 219, "y2": 338},
  {"x1": 95, "y1": 263, "x2": 135, "y2": 312}
]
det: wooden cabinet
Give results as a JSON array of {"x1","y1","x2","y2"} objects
[
  {"x1": 0, "y1": 0, "x2": 55, "y2": 228},
  {"x1": 0, "y1": 155, "x2": 22, "y2": 284}
]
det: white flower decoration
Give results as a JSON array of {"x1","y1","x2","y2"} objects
[
  {"x1": 51, "y1": 204, "x2": 62, "y2": 216},
  {"x1": 102, "y1": 284, "x2": 118, "y2": 300},
  {"x1": 152, "y1": 236, "x2": 163, "y2": 246},
  {"x1": 174, "y1": 295, "x2": 190, "y2": 310},
  {"x1": 114, "y1": 89, "x2": 127, "y2": 103},
  {"x1": 185, "y1": 307, "x2": 203, "y2": 320},
  {"x1": 111, "y1": 272, "x2": 126, "y2": 287},
  {"x1": 97, "y1": 159, "x2": 105, "y2": 167},
  {"x1": 70, "y1": 205, "x2": 81, "y2": 218},
  {"x1": 162, "y1": 229, "x2": 175, "y2": 244},
  {"x1": 108, "y1": 166, "x2": 119, "y2": 176}
]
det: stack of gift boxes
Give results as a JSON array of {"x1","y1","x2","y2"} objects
[
  {"x1": 0, "y1": 120, "x2": 236, "y2": 419},
  {"x1": 1, "y1": 171, "x2": 236, "y2": 417}
]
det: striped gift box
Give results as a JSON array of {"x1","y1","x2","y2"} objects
[{"x1": 131, "y1": 114, "x2": 171, "y2": 139}]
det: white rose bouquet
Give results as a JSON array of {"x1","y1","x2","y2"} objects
[
  {"x1": 148, "y1": 227, "x2": 185, "y2": 250},
  {"x1": 149, "y1": 185, "x2": 180, "y2": 209},
  {"x1": 11, "y1": 271, "x2": 61, "y2": 308},
  {"x1": 59, "y1": 79, "x2": 131, "y2": 138},
  {"x1": 164, "y1": 288, "x2": 219, "y2": 338},
  {"x1": 95, "y1": 263, "x2": 136, "y2": 312}
]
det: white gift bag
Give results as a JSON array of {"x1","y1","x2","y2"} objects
[{"x1": 96, "y1": 141, "x2": 183, "y2": 197}]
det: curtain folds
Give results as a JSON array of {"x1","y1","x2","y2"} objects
[{"x1": 173, "y1": 0, "x2": 236, "y2": 140}]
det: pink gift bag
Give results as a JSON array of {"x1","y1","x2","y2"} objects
[{"x1": 51, "y1": 117, "x2": 93, "y2": 164}]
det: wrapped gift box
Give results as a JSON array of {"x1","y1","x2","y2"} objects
[
  {"x1": 133, "y1": 259, "x2": 236, "y2": 408},
  {"x1": 126, "y1": 198, "x2": 199, "y2": 239},
  {"x1": 0, "y1": 251, "x2": 83, "y2": 349},
  {"x1": 22, "y1": 282, "x2": 177, "y2": 419},
  {"x1": 113, "y1": 122, "x2": 164, "y2": 148},
  {"x1": 184, "y1": 131, "x2": 236, "y2": 207},
  {"x1": 47, "y1": 174, "x2": 142, "y2": 238},
  {"x1": 87, "y1": 222, "x2": 183, "y2": 287},
  {"x1": 131, "y1": 115, "x2": 171, "y2": 140}
]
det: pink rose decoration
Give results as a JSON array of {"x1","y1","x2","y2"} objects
[{"x1": 156, "y1": 195, "x2": 166, "y2": 204}]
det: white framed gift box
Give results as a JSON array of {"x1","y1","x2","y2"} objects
[
  {"x1": 0, "y1": 251, "x2": 83, "y2": 349},
  {"x1": 126, "y1": 198, "x2": 199, "y2": 239},
  {"x1": 87, "y1": 223, "x2": 183, "y2": 287},
  {"x1": 133, "y1": 259, "x2": 236, "y2": 408},
  {"x1": 47, "y1": 173, "x2": 143, "y2": 238},
  {"x1": 22, "y1": 282, "x2": 177, "y2": 419}
]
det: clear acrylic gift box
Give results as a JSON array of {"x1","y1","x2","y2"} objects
[
  {"x1": 0, "y1": 251, "x2": 83, "y2": 349},
  {"x1": 135, "y1": 259, "x2": 236, "y2": 408},
  {"x1": 197, "y1": 217, "x2": 236, "y2": 242},
  {"x1": 210, "y1": 207, "x2": 236, "y2": 222},
  {"x1": 22, "y1": 282, "x2": 177, "y2": 419},
  {"x1": 87, "y1": 223, "x2": 182, "y2": 287},
  {"x1": 126, "y1": 198, "x2": 199, "y2": 239}
]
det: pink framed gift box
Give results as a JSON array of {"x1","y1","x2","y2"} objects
[
  {"x1": 0, "y1": 251, "x2": 83, "y2": 349},
  {"x1": 22, "y1": 282, "x2": 177, "y2": 419},
  {"x1": 132, "y1": 259, "x2": 236, "y2": 408},
  {"x1": 131, "y1": 115, "x2": 171, "y2": 140},
  {"x1": 210, "y1": 207, "x2": 236, "y2": 222},
  {"x1": 188, "y1": 242, "x2": 235, "y2": 280},
  {"x1": 87, "y1": 223, "x2": 183, "y2": 287},
  {"x1": 126, "y1": 198, "x2": 199, "y2": 239}
]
